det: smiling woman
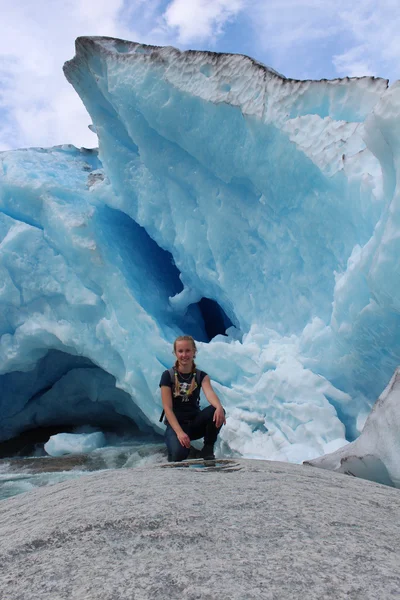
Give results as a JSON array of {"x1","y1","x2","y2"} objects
[{"x1": 160, "y1": 335, "x2": 226, "y2": 462}]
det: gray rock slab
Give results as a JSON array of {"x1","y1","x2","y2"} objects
[{"x1": 0, "y1": 459, "x2": 399, "y2": 600}]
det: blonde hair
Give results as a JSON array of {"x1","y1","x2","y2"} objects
[{"x1": 173, "y1": 335, "x2": 197, "y2": 397}]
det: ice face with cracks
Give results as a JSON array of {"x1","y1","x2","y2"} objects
[
  {"x1": 306, "y1": 367, "x2": 400, "y2": 487},
  {"x1": 1, "y1": 37, "x2": 400, "y2": 470}
]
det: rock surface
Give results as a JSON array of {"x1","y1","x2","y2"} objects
[{"x1": 0, "y1": 459, "x2": 399, "y2": 600}]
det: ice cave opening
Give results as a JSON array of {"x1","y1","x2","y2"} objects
[
  {"x1": 99, "y1": 205, "x2": 236, "y2": 342},
  {"x1": 196, "y1": 297, "x2": 234, "y2": 341},
  {"x1": 0, "y1": 349, "x2": 157, "y2": 458}
]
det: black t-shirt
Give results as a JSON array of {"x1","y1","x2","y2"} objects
[{"x1": 159, "y1": 368, "x2": 207, "y2": 420}]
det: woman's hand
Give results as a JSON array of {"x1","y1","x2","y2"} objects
[
  {"x1": 177, "y1": 430, "x2": 191, "y2": 448},
  {"x1": 213, "y1": 406, "x2": 226, "y2": 428}
]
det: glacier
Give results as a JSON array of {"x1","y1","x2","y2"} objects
[
  {"x1": 1, "y1": 36, "x2": 400, "y2": 472},
  {"x1": 44, "y1": 430, "x2": 106, "y2": 457},
  {"x1": 306, "y1": 366, "x2": 400, "y2": 488}
]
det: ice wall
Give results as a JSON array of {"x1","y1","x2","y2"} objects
[
  {"x1": 306, "y1": 367, "x2": 400, "y2": 487},
  {"x1": 1, "y1": 36, "x2": 400, "y2": 463}
]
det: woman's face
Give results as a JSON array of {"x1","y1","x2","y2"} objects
[{"x1": 175, "y1": 340, "x2": 195, "y2": 367}]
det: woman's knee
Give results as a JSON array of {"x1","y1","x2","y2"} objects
[
  {"x1": 168, "y1": 446, "x2": 190, "y2": 462},
  {"x1": 202, "y1": 405, "x2": 217, "y2": 419},
  {"x1": 165, "y1": 427, "x2": 190, "y2": 462}
]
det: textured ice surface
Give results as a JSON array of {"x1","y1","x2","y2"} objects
[
  {"x1": 1, "y1": 37, "x2": 400, "y2": 464},
  {"x1": 306, "y1": 367, "x2": 400, "y2": 487},
  {"x1": 44, "y1": 431, "x2": 106, "y2": 456}
]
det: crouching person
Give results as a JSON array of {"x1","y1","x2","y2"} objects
[{"x1": 160, "y1": 335, "x2": 226, "y2": 462}]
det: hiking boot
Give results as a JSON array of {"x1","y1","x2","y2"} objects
[{"x1": 199, "y1": 444, "x2": 215, "y2": 460}]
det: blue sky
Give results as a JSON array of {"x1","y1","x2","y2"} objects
[{"x1": 0, "y1": 0, "x2": 399, "y2": 150}]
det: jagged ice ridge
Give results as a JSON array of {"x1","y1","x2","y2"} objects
[{"x1": 1, "y1": 37, "x2": 400, "y2": 475}]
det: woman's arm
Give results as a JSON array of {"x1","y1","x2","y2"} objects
[
  {"x1": 201, "y1": 376, "x2": 226, "y2": 428},
  {"x1": 161, "y1": 386, "x2": 191, "y2": 448}
]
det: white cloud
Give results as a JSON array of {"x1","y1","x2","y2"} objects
[
  {"x1": 332, "y1": 46, "x2": 375, "y2": 78},
  {"x1": 333, "y1": 2, "x2": 400, "y2": 79},
  {"x1": 0, "y1": 0, "x2": 139, "y2": 151},
  {"x1": 247, "y1": 0, "x2": 400, "y2": 81},
  {"x1": 162, "y1": 0, "x2": 246, "y2": 44}
]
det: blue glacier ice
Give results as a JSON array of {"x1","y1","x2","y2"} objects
[
  {"x1": 1, "y1": 36, "x2": 400, "y2": 473},
  {"x1": 307, "y1": 366, "x2": 400, "y2": 488},
  {"x1": 44, "y1": 430, "x2": 106, "y2": 457}
]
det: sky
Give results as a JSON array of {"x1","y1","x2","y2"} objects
[{"x1": 0, "y1": 0, "x2": 399, "y2": 151}]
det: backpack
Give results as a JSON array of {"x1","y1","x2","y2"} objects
[{"x1": 159, "y1": 367, "x2": 203, "y2": 422}]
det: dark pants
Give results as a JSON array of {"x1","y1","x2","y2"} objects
[{"x1": 165, "y1": 405, "x2": 223, "y2": 462}]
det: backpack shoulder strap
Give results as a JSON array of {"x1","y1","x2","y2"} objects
[
  {"x1": 195, "y1": 369, "x2": 205, "y2": 386},
  {"x1": 159, "y1": 368, "x2": 175, "y2": 423}
]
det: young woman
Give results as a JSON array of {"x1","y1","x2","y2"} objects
[{"x1": 159, "y1": 335, "x2": 226, "y2": 462}]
